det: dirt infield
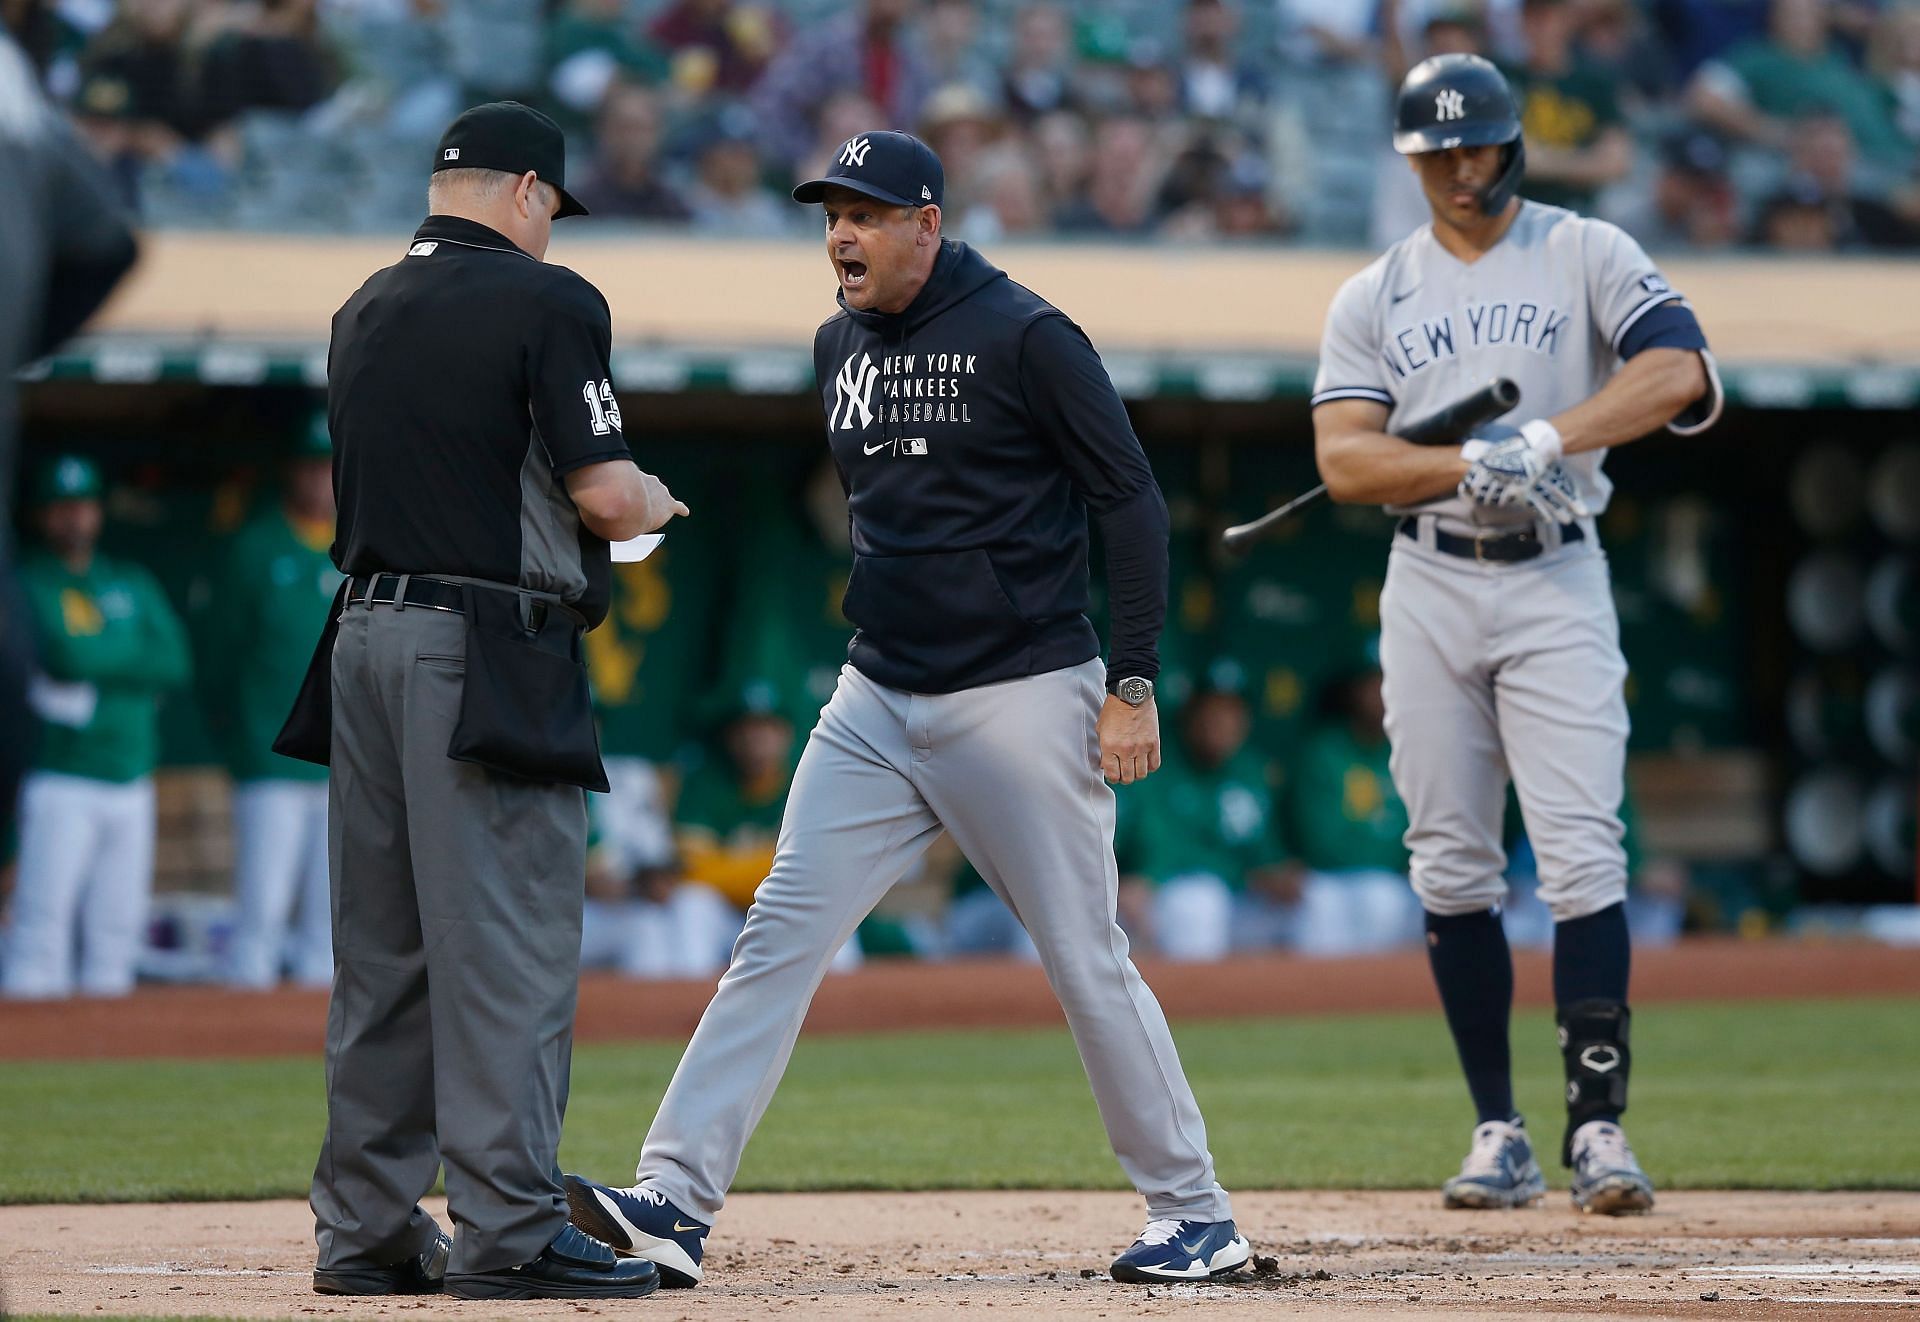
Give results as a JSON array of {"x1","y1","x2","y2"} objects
[
  {"x1": 4, "y1": 937, "x2": 1917, "y2": 1062},
  {"x1": 5, "y1": 1191, "x2": 1917, "y2": 1320}
]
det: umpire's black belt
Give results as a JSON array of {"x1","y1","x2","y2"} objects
[
  {"x1": 1397, "y1": 517, "x2": 1583, "y2": 564},
  {"x1": 347, "y1": 573, "x2": 467, "y2": 613}
]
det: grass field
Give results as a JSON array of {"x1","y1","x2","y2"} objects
[{"x1": 3, "y1": 998, "x2": 1915, "y2": 1205}]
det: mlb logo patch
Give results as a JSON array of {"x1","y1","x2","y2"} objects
[
  {"x1": 408, "y1": 241, "x2": 439, "y2": 256},
  {"x1": 442, "y1": 148, "x2": 460, "y2": 161},
  {"x1": 1640, "y1": 274, "x2": 1670, "y2": 294},
  {"x1": 902, "y1": 438, "x2": 929, "y2": 455}
]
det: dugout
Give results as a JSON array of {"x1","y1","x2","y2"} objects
[{"x1": 16, "y1": 235, "x2": 1919, "y2": 927}]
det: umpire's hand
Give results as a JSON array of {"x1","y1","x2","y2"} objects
[{"x1": 1097, "y1": 695, "x2": 1161, "y2": 785}]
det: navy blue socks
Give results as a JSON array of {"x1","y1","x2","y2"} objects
[
  {"x1": 1552, "y1": 900, "x2": 1631, "y2": 1007},
  {"x1": 1423, "y1": 907, "x2": 1515, "y2": 1125}
]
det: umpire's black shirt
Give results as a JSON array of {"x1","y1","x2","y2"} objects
[
  {"x1": 329, "y1": 215, "x2": 632, "y2": 627},
  {"x1": 812, "y1": 239, "x2": 1169, "y2": 694}
]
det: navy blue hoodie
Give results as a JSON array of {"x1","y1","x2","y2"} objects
[{"x1": 811, "y1": 239, "x2": 1168, "y2": 695}]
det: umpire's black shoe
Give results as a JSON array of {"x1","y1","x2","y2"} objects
[
  {"x1": 312, "y1": 1228, "x2": 452, "y2": 1295},
  {"x1": 443, "y1": 1223, "x2": 660, "y2": 1300}
]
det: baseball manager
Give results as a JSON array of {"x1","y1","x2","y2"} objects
[{"x1": 565, "y1": 129, "x2": 1249, "y2": 1288}]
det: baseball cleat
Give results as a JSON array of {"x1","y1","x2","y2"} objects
[
  {"x1": 1443, "y1": 1117, "x2": 1548, "y2": 1209},
  {"x1": 1569, "y1": 1120, "x2": 1655, "y2": 1215},
  {"x1": 1109, "y1": 1217, "x2": 1251, "y2": 1283},
  {"x1": 563, "y1": 1173, "x2": 708, "y2": 1287}
]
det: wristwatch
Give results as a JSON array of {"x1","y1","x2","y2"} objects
[{"x1": 1111, "y1": 676, "x2": 1154, "y2": 707}]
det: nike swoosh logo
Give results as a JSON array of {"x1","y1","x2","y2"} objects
[
  {"x1": 672, "y1": 1220, "x2": 703, "y2": 1234},
  {"x1": 862, "y1": 439, "x2": 893, "y2": 455},
  {"x1": 1176, "y1": 1238, "x2": 1209, "y2": 1257},
  {"x1": 1390, "y1": 286, "x2": 1420, "y2": 305}
]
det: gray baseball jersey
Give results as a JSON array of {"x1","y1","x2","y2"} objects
[
  {"x1": 1312, "y1": 200, "x2": 1718, "y2": 923},
  {"x1": 1312, "y1": 201, "x2": 1707, "y2": 527}
]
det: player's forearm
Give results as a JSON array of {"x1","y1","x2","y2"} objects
[
  {"x1": 1524, "y1": 131, "x2": 1632, "y2": 189},
  {"x1": 1552, "y1": 349, "x2": 1709, "y2": 456},
  {"x1": 1096, "y1": 488, "x2": 1169, "y2": 682},
  {"x1": 1318, "y1": 432, "x2": 1471, "y2": 506}
]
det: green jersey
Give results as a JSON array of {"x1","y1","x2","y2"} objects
[
  {"x1": 199, "y1": 508, "x2": 341, "y2": 782},
  {"x1": 20, "y1": 548, "x2": 191, "y2": 782},
  {"x1": 675, "y1": 760, "x2": 789, "y2": 909},
  {"x1": 1288, "y1": 725, "x2": 1409, "y2": 875},
  {"x1": 1502, "y1": 58, "x2": 1623, "y2": 213},
  {"x1": 1718, "y1": 38, "x2": 1908, "y2": 165},
  {"x1": 1115, "y1": 746, "x2": 1286, "y2": 890}
]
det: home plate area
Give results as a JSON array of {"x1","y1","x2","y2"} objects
[{"x1": 5, "y1": 1190, "x2": 1918, "y2": 1319}]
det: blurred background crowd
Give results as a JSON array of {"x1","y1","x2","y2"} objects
[{"x1": 6, "y1": 0, "x2": 1920, "y2": 250}]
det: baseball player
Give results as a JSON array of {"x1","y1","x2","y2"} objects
[
  {"x1": 565, "y1": 130, "x2": 1249, "y2": 1286},
  {"x1": 203, "y1": 416, "x2": 342, "y2": 989},
  {"x1": 1311, "y1": 55, "x2": 1721, "y2": 1214},
  {"x1": 4, "y1": 456, "x2": 190, "y2": 999}
]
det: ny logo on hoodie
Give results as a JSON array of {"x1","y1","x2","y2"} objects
[{"x1": 832, "y1": 352, "x2": 880, "y2": 430}]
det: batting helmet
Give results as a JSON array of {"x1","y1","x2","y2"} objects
[{"x1": 1393, "y1": 54, "x2": 1526, "y2": 216}]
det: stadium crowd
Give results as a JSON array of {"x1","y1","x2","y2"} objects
[{"x1": 3, "y1": 0, "x2": 1919, "y2": 249}]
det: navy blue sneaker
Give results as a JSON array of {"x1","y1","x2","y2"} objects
[
  {"x1": 1443, "y1": 1117, "x2": 1548, "y2": 1209},
  {"x1": 564, "y1": 1174, "x2": 708, "y2": 1287},
  {"x1": 1109, "y1": 1218, "x2": 1251, "y2": 1283}
]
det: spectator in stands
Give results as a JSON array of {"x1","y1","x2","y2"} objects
[
  {"x1": 1649, "y1": 0, "x2": 1770, "y2": 83},
  {"x1": 672, "y1": 681, "x2": 862, "y2": 974},
  {"x1": 1178, "y1": 0, "x2": 1266, "y2": 123},
  {"x1": 1870, "y1": 4, "x2": 1920, "y2": 155},
  {"x1": 922, "y1": 0, "x2": 996, "y2": 96},
  {"x1": 70, "y1": 0, "x2": 211, "y2": 202},
  {"x1": 801, "y1": 89, "x2": 887, "y2": 184},
  {"x1": 1056, "y1": 113, "x2": 1163, "y2": 234},
  {"x1": 646, "y1": 0, "x2": 782, "y2": 98},
  {"x1": 1503, "y1": 0, "x2": 1633, "y2": 215},
  {"x1": 1687, "y1": 0, "x2": 1911, "y2": 167},
  {"x1": 1623, "y1": 127, "x2": 1741, "y2": 249},
  {"x1": 1286, "y1": 665, "x2": 1422, "y2": 957},
  {"x1": 1031, "y1": 108, "x2": 1093, "y2": 219},
  {"x1": 750, "y1": 0, "x2": 930, "y2": 173},
  {"x1": 3, "y1": 456, "x2": 190, "y2": 999},
  {"x1": 918, "y1": 81, "x2": 1001, "y2": 217},
  {"x1": 196, "y1": 0, "x2": 339, "y2": 134},
  {"x1": 1781, "y1": 112, "x2": 1917, "y2": 246},
  {"x1": 954, "y1": 143, "x2": 1050, "y2": 239},
  {"x1": 205, "y1": 415, "x2": 342, "y2": 990},
  {"x1": 547, "y1": 0, "x2": 670, "y2": 127},
  {"x1": 573, "y1": 80, "x2": 692, "y2": 221},
  {"x1": 1274, "y1": 0, "x2": 1381, "y2": 70},
  {"x1": 1754, "y1": 171, "x2": 1843, "y2": 248},
  {"x1": 681, "y1": 102, "x2": 794, "y2": 236},
  {"x1": 1114, "y1": 661, "x2": 1296, "y2": 962},
  {"x1": 1000, "y1": 2, "x2": 1082, "y2": 122},
  {"x1": 1155, "y1": 129, "x2": 1283, "y2": 238}
]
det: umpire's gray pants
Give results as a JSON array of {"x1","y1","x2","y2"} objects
[
  {"x1": 637, "y1": 659, "x2": 1232, "y2": 1224},
  {"x1": 311, "y1": 599, "x2": 586, "y2": 1275}
]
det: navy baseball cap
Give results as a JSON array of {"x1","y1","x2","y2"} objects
[
  {"x1": 792, "y1": 130, "x2": 944, "y2": 209},
  {"x1": 434, "y1": 101, "x2": 589, "y2": 218}
]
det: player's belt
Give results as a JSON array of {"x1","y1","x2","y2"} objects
[
  {"x1": 1397, "y1": 517, "x2": 1583, "y2": 564},
  {"x1": 346, "y1": 573, "x2": 467, "y2": 613}
]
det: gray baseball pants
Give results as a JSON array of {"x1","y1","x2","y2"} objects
[
  {"x1": 312, "y1": 598, "x2": 586, "y2": 1276},
  {"x1": 636, "y1": 658, "x2": 1232, "y2": 1224},
  {"x1": 1379, "y1": 519, "x2": 1629, "y2": 923}
]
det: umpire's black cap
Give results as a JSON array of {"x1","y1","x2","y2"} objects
[
  {"x1": 792, "y1": 130, "x2": 944, "y2": 209},
  {"x1": 434, "y1": 101, "x2": 589, "y2": 218}
]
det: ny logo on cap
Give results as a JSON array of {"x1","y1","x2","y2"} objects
[
  {"x1": 839, "y1": 136, "x2": 872, "y2": 167},
  {"x1": 1435, "y1": 89, "x2": 1466, "y2": 121},
  {"x1": 443, "y1": 147, "x2": 460, "y2": 161}
]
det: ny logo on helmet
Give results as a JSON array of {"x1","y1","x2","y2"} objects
[
  {"x1": 839, "y1": 136, "x2": 873, "y2": 167},
  {"x1": 1435, "y1": 88, "x2": 1466, "y2": 121}
]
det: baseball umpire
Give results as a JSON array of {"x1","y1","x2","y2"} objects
[
  {"x1": 1311, "y1": 56, "x2": 1720, "y2": 1214},
  {"x1": 282, "y1": 101, "x2": 684, "y2": 1300},
  {"x1": 564, "y1": 130, "x2": 1249, "y2": 1286}
]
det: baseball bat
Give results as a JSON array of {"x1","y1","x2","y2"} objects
[{"x1": 1220, "y1": 377, "x2": 1521, "y2": 552}]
